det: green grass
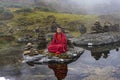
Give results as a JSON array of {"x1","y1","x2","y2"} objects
[
  {"x1": 6, "y1": 9, "x2": 98, "y2": 38},
  {"x1": 0, "y1": 7, "x2": 100, "y2": 38}
]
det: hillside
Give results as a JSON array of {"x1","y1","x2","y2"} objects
[
  {"x1": 0, "y1": 0, "x2": 33, "y2": 4},
  {"x1": 9, "y1": 10, "x2": 98, "y2": 32},
  {"x1": 0, "y1": 7, "x2": 99, "y2": 39}
]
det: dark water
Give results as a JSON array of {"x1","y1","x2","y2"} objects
[{"x1": 0, "y1": 44, "x2": 120, "y2": 80}]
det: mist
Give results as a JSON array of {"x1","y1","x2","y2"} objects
[
  {"x1": 37, "y1": 0, "x2": 120, "y2": 15},
  {"x1": 1, "y1": 0, "x2": 120, "y2": 15}
]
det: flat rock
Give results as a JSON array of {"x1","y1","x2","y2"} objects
[
  {"x1": 72, "y1": 32, "x2": 120, "y2": 46},
  {"x1": 23, "y1": 47, "x2": 84, "y2": 65}
]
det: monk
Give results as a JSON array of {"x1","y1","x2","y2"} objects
[{"x1": 48, "y1": 27, "x2": 67, "y2": 54}]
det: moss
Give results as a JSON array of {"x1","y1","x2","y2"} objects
[{"x1": 47, "y1": 52, "x2": 69, "y2": 59}]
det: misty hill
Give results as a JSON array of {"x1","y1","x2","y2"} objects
[
  {"x1": 0, "y1": 0, "x2": 120, "y2": 15},
  {"x1": 0, "y1": 0, "x2": 33, "y2": 4}
]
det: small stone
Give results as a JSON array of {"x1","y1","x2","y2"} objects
[
  {"x1": 73, "y1": 54, "x2": 77, "y2": 56},
  {"x1": 60, "y1": 59, "x2": 64, "y2": 61}
]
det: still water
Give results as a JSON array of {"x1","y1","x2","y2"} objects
[{"x1": 0, "y1": 44, "x2": 120, "y2": 80}]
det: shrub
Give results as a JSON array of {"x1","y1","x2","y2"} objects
[
  {"x1": 15, "y1": 8, "x2": 33, "y2": 13},
  {"x1": 34, "y1": 7, "x2": 51, "y2": 12},
  {"x1": 16, "y1": 16, "x2": 41, "y2": 26},
  {"x1": 0, "y1": 7, "x2": 4, "y2": 14}
]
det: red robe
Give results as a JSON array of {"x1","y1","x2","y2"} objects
[{"x1": 48, "y1": 32, "x2": 67, "y2": 54}]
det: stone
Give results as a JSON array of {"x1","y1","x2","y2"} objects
[
  {"x1": 23, "y1": 43, "x2": 39, "y2": 56},
  {"x1": 36, "y1": 28, "x2": 47, "y2": 50},
  {"x1": 78, "y1": 24, "x2": 87, "y2": 34},
  {"x1": 23, "y1": 51, "x2": 31, "y2": 55},
  {"x1": 103, "y1": 22, "x2": 112, "y2": 32},
  {"x1": 50, "y1": 21, "x2": 60, "y2": 32},
  {"x1": 23, "y1": 46, "x2": 84, "y2": 65},
  {"x1": 91, "y1": 21, "x2": 103, "y2": 33},
  {"x1": 72, "y1": 32, "x2": 120, "y2": 46},
  {"x1": 112, "y1": 24, "x2": 120, "y2": 32}
]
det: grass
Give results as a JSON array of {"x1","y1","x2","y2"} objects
[
  {"x1": 70, "y1": 31, "x2": 81, "y2": 37},
  {"x1": 5, "y1": 9, "x2": 98, "y2": 38}
]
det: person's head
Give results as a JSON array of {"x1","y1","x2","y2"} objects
[{"x1": 56, "y1": 27, "x2": 62, "y2": 33}]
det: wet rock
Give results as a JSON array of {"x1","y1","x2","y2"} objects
[
  {"x1": 23, "y1": 46, "x2": 84, "y2": 65},
  {"x1": 73, "y1": 32, "x2": 120, "y2": 46}
]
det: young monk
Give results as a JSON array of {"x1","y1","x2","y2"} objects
[{"x1": 48, "y1": 27, "x2": 67, "y2": 54}]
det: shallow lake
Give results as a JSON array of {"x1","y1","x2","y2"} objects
[{"x1": 0, "y1": 43, "x2": 120, "y2": 80}]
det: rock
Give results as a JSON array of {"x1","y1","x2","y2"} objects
[
  {"x1": 103, "y1": 22, "x2": 112, "y2": 32},
  {"x1": 72, "y1": 32, "x2": 120, "y2": 46},
  {"x1": 46, "y1": 33, "x2": 73, "y2": 39},
  {"x1": 17, "y1": 37, "x2": 37, "y2": 43},
  {"x1": 50, "y1": 21, "x2": 60, "y2": 32},
  {"x1": 78, "y1": 24, "x2": 87, "y2": 34},
  {"x1": 112, "y1": 24, "x2": 120, "y2": 32},
  {"x1": 91, "y1": 21, "x2": 103, "y2": 33},
  {"x1": 23, "y1": 43, "x2": 39, "y2": 56},
  {"x1": 23, "y1": 54, "x2": 46, "y2": 62},
  {"x1": 65, "y1": 33, "x2": 73, "y2": 38},
  {"x1": 23, "y1": 51, "x2": 31, "y2": 55},
  {"x1": 37, "y1": 28, "x2": 47, "y2": 50},
  {"x1": 23, "y1": 46, "x2": 84, "y2": 65}
]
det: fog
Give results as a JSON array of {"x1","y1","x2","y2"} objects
[
  {"x1": 38, "y1": 0, "x2": 120, "y2": 14},
  {"x1": 1, "y1": 0, "x2": 120, "y2": 14}
]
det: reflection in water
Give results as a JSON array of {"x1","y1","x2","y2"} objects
[
  {"x1": 91, "y1": 50, "x2": 110, "y2": 60},
  {"x1": 0, "y1": 77, "x2": 7, "y2": 80},
  {"x1": 48, "y1": 64, "x2": 68, "y2": 80},
  {"x1": 116, "y1": 48, "x2": 119, "y2": 52},
  {"x1": 90, "y1": 47, "x2": 120, "y2": 60},
  {"x1": 81, "y1": 43, "x2": 120, "y2": 61},
  {"x1": 0, "y1": 43, "x2": 120, "y2": 80}
]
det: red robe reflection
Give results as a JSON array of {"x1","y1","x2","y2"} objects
[
  {"x1": 48, "y1": 64, "x2": 68, "y2": 80},
  {"x1": 48, "y1": 32, "x2": 67, "y2": 54}
]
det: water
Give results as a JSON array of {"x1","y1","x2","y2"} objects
[{"x1": 0, "y1": 44, "x2": 120, "y2": 80}]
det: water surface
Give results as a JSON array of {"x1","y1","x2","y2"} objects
[{"x1": 0, "y1": 43, "x2": 120, "y2": 80}]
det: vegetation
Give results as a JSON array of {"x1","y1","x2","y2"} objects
[
  {"x1": 0, "y1": 10, "x2": 14, "y2": 20},
  {"x1": 11, "y1": 8, "x2": 98, "y2": 32}
]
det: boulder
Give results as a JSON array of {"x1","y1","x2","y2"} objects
[
  {"x1": 72, "y1": 32, "x2": 120, "y2": 46},
  {"x1": 22, "y1": 46, "x2": 84, "y2": 65}
]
